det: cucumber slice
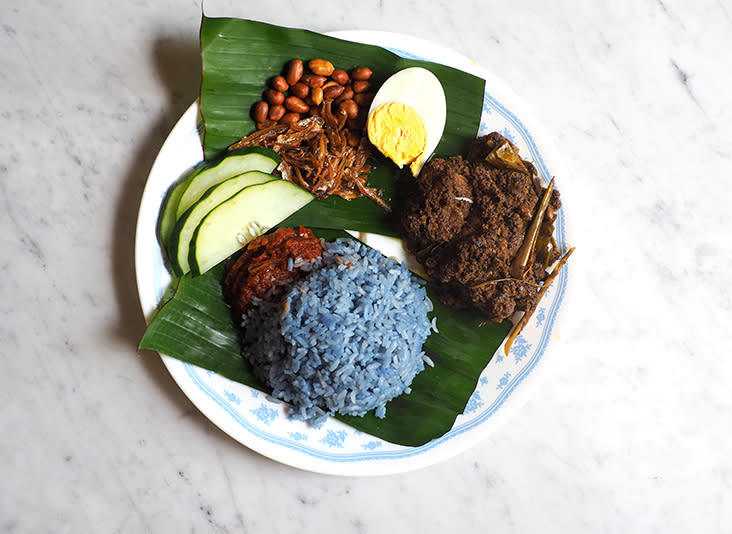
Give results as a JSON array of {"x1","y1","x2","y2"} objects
[
  {"x1": 188, "y1": 180, "x2": 314, "y2": 276},
  {"x1": 156, "y1": 174, "x2": 194, "y2": 251},
  {"x1": 169, "y1": 171, "x2": 277, "y2": 275},
  {"x1": 175, "y1": 147, "x2": 279, "y2": 220}
]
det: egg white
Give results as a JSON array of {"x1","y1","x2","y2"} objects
[{"x1": 368, "y1": 67, "x2": 447, "y2": 175}]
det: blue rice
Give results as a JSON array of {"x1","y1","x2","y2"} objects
[{"x1": 240, "y1": 238, "x2": 433, "y2": 426}]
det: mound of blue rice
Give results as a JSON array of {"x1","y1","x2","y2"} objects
[{"x1": 240, "y1": 238, "x2": 433, "y2": 425}]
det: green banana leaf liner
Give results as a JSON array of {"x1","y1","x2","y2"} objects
[{"x1": 199, "y1": 16, "x2": 484, "y2": 236}]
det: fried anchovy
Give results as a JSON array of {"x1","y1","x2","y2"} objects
[{"x1": 228, "y1": 103, "x2": 387, "y2": 209}]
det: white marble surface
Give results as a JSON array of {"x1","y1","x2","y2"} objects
[{"x1": 2, "y1": 0, "x2": 730, "y2": 531}]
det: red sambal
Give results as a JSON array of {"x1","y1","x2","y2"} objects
[{"x1": 222, "y1": 226, "x2": 323, "y2": 317}]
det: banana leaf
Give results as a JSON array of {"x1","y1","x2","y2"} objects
[
  {"x1": 199, "y1": 17, "x2": 484, "y2": 235},
  {"x1": 140, "y1": 231, "x2": 511, "y2": 447},
  {"x1": 200, "y1": 17, "x2": 483, "y2": 159}
]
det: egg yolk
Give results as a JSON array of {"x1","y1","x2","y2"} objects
[{"x1": 366, "y1": 102, "x2": 427, "y2": 175}]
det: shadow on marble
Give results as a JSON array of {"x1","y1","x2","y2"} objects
[
  {"x1": 151, "y1": 34, "x2": 202, "y2": 121},
  {"x1": 109, "y1": 34, "x2": 204, "y2": 413},
  {"x1": 112, "y1": 33, "x2": 200, "y2": 350}
]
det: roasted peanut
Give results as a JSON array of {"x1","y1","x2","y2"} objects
[
  {"x1": 280, "y1": 112, "x2": 300, "y2": 126},
  {"x1": 354, "y1": 92, "x2": 375, "y2": 107},
  {"x1": 335, "y1": 85, "x2": 355, "y2": 104},
  {"x1": 308, "y1": 59, "x2": 335, "y2": 76},
  {"x1": 331, "y1": 69, "x2": 349, "y2": 85},
  {"x1": 253, "y1": 101, "x2": 269, "y2": 123},
  {"x1": 352, "y1": 80, "x2": 372, "y2": 93},
  {"x1": 323, "y1": 84, "x2": 345, "y2": 100},
  {"x1": 303, "y1": 74, "x2": 326, "y2": 88},
  {"x1": 256, "y1": 119, "x2": 275, "y2": 130},
  {"x1": 310, "y1": 86, "x2": 324, "y2": 105},
  {"x1": 290, "y1": 82, "x2": 310, "y2": 99},
  {"x1": 286, "y1": 59, "x2": 304, "y2": 86},
  {"x1": 269, "y1": 104, "x2": 286, "y2": 121},
  {"x1": 256, "y1": 59, "x2": 374, "y2": 126},
  {"x1": 338, "y1": 99, "x2": 359, "y2": 120},
  {"x1": 350, "y1": 66, "x2": 373, "y2": 81},
  {"x1": 347, "y1": 129, "x2": 362, "y2": 147},
  {"x1": 264, "y1": 89, "x2": 285, "y2": 106},
  {"x1": 355, "y1": 107, "x2": 368, "y2": 125},
  {"x1": 284, "y1": 96, "x2": 310, "y2": 113},
  {"x1": 349, "y1": 107, "x2": 367, "y2": 129},
  {"x1": 347, "y1": 117, "x2": 365, "y2": 131},
  {"x1": 271, "y1": 75, "x2": 289, "y2": 92}
]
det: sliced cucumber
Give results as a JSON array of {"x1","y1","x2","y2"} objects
[
  {"x1": 156, "y1": 174, "x2": 193, "y2": 251},
  {"x1": 169, "y1": 171, "x2": 277, "y2": 275},
  {"x1": 175, "y1": 147, "x2": 280, "y2": 220},
  {"x1": 156, "y1": 154, "x2": 220, "y2": 250},
  {"x1": 188, "y1": 180, "x2": 314, "y2": 276}
]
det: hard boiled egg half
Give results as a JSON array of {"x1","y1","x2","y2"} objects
[{"x1": 366, "y1": 67, "x2": 446, "y2": 176}]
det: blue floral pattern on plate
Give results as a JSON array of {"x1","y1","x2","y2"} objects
[
  {"x1": 320, "y1": 430, "x2": 348, "y2": 448},
  {"x1": 250, "y1": 404, "x2": 278, "y2": 426}
]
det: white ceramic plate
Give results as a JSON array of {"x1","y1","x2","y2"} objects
[{"x1": 135, "y1": 30, "x2": 572, "y2": 476}]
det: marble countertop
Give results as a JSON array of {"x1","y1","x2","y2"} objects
[{"x1": 2, "y1": 0, "x2": 730, "y2": 531}]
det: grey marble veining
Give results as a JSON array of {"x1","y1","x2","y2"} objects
[{"x1": 2, "y1": 0, "x2": 731, "y2": 532}]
